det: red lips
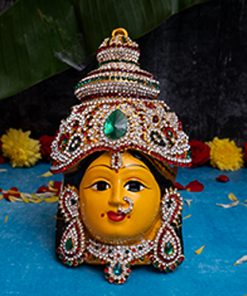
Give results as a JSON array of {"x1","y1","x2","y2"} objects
[{"x1": 107, "y1": 211, "x2": 126, "y2": 222}]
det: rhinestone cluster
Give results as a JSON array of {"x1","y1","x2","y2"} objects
[
  {"x1": 161, "y1": 188, "x2": 183, "y2": 224},
  {"x1": 96, "y1": 30, "x2": 140, "y2": 65},
  {"x1": 87, "y1": 239, "x2": 153, "y2": 284},
  {"x1": 110, "y1": 151, "x2": 123, "y2": 170},
  {"x1": 74, "y1": 73, "x2": 160, "y2": 100},
  {"x1": 59, "y1": 185, "x2": 80, "y2": 222}
]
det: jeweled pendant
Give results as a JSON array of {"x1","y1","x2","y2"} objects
[{"x1": 104, "y1": 262, "x2": 131, "y2": 284}]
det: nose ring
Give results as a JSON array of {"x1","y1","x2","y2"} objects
[{"x1": 117, "y1": 196, "x2": 134, "y2": 215}]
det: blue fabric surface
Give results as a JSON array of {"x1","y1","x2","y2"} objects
[{"x1": 0, "y1": 163, "x2": 246, "y2": 296}]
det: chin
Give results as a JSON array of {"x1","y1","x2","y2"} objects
[{"x1": 92, "y1": 231, "x2": 144, "y2": 245}]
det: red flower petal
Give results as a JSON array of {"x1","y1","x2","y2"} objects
[
  {"x1": 39, "y1": 135, "x2": 55, "y2": 161},
  {"x1": 53, "y1": 181, "x2": 62, "y2": 191},
  {"x1": 36, "y1": 185, "x2": 49, "y2": 193},
  {"x1": 174, "y1": 182, "x2": 185, "y2": 190},
  {"x1": 9, "y1": 187, "x2": 21, "y2": 198},
  {"x1": 216, "y1": 175, "x2": 230, "y2": 183},
  {"x1": 3, "y1": 192, "x2": 11, "y2": 202},
  {"x1": 189, "y1": 140, "x2": 210, "y2": 167},
  {"x1": 185, "y1": 180, "x2": 204, "y2": 192},
  {"x1": 10, "y1": 187, "x2": 18, "y2": 192}
]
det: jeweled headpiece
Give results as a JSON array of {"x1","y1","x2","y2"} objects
[{"x1": 50, "y1": 28, "x2": 191, "y2": 176}]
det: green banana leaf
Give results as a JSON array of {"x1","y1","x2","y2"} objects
[{"x1": 0, "y1": 0, "x2": 207, "y2": 100}]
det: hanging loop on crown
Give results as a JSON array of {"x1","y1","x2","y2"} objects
[{"x1": 112, "y1": 28, "x2": 128, "y2": 38}]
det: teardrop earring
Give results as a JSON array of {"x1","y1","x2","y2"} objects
[
  {"x1": 57, "y1": 185, "x2": 86, "y2": 266},
  {"x1": 151, "y1": 187, "x2": 184, "y2": 272}
]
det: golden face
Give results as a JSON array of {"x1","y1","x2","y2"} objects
[{"x1": 79, "y1": 151, "x2": 161, "y2": 244}]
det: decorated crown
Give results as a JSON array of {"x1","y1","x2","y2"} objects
[{"x1": 50, "y1": 28, "x2": 191, "y2": 174}]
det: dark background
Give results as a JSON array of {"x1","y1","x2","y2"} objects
[{"x1": 0, "y1": 0, "x2": 246, "y2": 144}]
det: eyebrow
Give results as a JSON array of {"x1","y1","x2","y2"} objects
[
  {"x1": 123, "y1": 164, "x2": 148, "y2": 170},
  {"x1": 88, "y1": 164, "x2": 148, "y2": 170},
  {"x1": 88, "y1": 164, "x2": 112, "y2": 170}
]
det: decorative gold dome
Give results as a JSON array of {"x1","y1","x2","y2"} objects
[{"x1": 74, "y1": 28, "x2": 160, "y2": 101}]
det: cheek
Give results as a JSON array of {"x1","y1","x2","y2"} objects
[
  {"x1": 131, "y1": 190, "x2": 160, "y2": 224},
  {"x1": 79, "y1": 190, "x2": 108, "y2": 219}
]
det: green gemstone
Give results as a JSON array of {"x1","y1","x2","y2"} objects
[
  {"x1": 103, "y1": 109, "x2": 128, "y2": 140},
  {"x1": 164, "y1": 242, "x2": 173, "y2": 255},
  {"x1": 113, "y1": 263, "x2": 123, "y2": 276},
  {"x1": 187, "y1": 150, "x2": 192, "y2": 157},
  {"x1": 168, "y1": 131, "x2": 173, "y2": 137},
  {"x1": 65, "y1": 238, "x2": 73, "y2": 251}
]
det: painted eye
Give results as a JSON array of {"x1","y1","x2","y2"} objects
[
  {"x1": 125, "y1": 181, "x2": 145, "y2": 192},
  {"x1": 92, "y1": 181, "x2": 110, "y2": 191}
]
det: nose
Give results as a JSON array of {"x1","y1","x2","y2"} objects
[{"x1": 108, "y1": 181, "x2": 125, "y2": 207}]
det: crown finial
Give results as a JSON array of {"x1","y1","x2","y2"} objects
[{"x1": 111, "y1": 28, "x2": 128, "y2": 38}]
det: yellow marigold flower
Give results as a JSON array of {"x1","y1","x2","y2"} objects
[
  {"x1": 208, "y1": 137, "x2": 243, "y2": 171},
  {"x1": 1, "y1": 129, "x2": 41, "y2": 167}
]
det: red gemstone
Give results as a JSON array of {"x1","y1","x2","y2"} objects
[
  {"x1": 159, "y1": 265, "x2": 165, "y2": 271},
  {"x1": 178, "y1": 121, "x2": 183, "y2": 130},
  {"x1": 153, "y1": 115, "x2": 159, "y2": 123},
  {"x1": 170, "y1": 264, "x2": 176, "y2": 271},
  {"x1": 145, "y1": 102, "x2": 155, "y2": 109}
]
